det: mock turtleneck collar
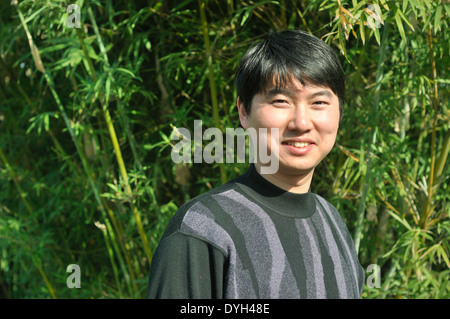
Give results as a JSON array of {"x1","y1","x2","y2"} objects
[{"x1": 235, "y1": 164, "x2": 317, "y2": 218}]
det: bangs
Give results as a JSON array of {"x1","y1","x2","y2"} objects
[{"x1": 260, "y1": 65, "x2": 320, "y2": 95}]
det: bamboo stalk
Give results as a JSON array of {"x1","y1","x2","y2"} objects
[
  {"x1": 95, "y1": 219, "x2": 132, "y2": 297},
  {"x1": 32, "y1": 256, "x2": 57, "y2": 299},
  {"x1": 48, "y1": 50, "x2": 138, "y2": 294},
  {"x1": 87, "y1": 6, "x2": 153, "y2": 264},
  {"x1": 0, "y1": 72, "x2": 58, "y2": 300},
  {"x1": 4, "y1": 9, "x2": 62, "y2": 298},
  {"x1": 117, "y1": 100, "x2": 143, "y2": 171},
  {"x1": 1, "y1": 57, "x2": 70, "y2": 166},
  {"x1": 101, "y1": 227, "x2": 124, "y2": 298},
  {"x1": 419, "y1": 29, "x2": 440, "y2": 230},
  {"x1": 75, "y1": 25, "x2": 143, "y2": 289},
  {"x1": 198, "y1": 0, "x2": 227, "y2": 185},
  {"x1": 433, "y1": 130, "x2": 450, "y2": 184},
  {"x1": 14, "y1": 3, "x2": 140, "y2": 296},
  {"x1": 0, "y1": 146, "x2": 33, "y2": 215},
  {"x1": 353, "y1": 22, "x2": 389, "y2": 253},
  {"x1": 411, "y1": 96, "x2": 428, "y2": 184},
  {"x1": 0, "y1": 146, "x2": 58, "y2": 298}
]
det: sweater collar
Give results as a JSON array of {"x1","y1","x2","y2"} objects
[{"x1": 235, "y1": 164, "x2": 317, "y2": 218}]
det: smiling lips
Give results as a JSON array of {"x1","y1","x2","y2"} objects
[
  {"x1": 284, "y1": 141, "x2": 310, "y2": 148},
  {"x1": 281, "y1": 139, "x2": 315, "y2": 154}
]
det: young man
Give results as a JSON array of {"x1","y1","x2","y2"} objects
[{"x1": 147, "y1": 30, "x2": 365, "y2": 299}]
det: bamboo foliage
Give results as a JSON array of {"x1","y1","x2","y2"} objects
[{"x1": 0, "y1": 0, "x2": 448, "y2": 298}]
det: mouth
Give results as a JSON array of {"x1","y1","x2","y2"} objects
[
  {"x1": 281, "y1": 139, "x2": 315, "y2": 155},
  {"x1": 282, "y1": 141, "x2": 311, "y2": 148}
]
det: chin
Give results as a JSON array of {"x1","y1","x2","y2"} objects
[{"x1": 278, "y1": 163, "x2": 316, "y2": 176}]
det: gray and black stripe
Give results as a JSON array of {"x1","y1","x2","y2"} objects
[{"x1": 148, "y1": 165, "x2": 365, "y2": 299}]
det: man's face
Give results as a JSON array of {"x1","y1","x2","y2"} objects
[{"x1": 238, "y1": 77, "x2": 340, "y2": 179}]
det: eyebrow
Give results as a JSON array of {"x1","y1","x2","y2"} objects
[
  {"x1": 265, "y1": 88, "x2": 333, "y2": 99},
  {"x1": 307, "y1": 90, "x2": 333, "y2": 99},
  {"x1": 265, "y1": 88, "x2": 298, "y2": 98}
]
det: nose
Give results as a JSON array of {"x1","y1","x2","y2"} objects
[{"x1": 288, "y1": 103, "x2": 314, "y2": 132}]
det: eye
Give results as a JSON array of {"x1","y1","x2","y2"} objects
[
  {"x1": 272, "y1": 99, "x2": 289, "y2": 105},
  {"x1": 312, "y1": 101, "x2": 329, "y2": 106}
]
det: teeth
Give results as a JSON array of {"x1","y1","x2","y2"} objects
[{"x1": 286, "y1": 142, "x2": 310, "y2": 148}]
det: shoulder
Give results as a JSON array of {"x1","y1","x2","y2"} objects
[
  {"x1": 313, "y1": 193, "x2": 342, "y2": 219},
  {"x1": 312, "y1": 194, "x2": 352, "y2": 233},
  {"x1": 159, "y1": 180, "x2": 241, "y2": 255},
  {"x1": 312, "y1": 193, "x2": 356, "y2": 242}
]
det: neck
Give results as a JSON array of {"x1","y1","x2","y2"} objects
[{"x1": 254, "y1": 164, "x2": 314, "y2": 194}]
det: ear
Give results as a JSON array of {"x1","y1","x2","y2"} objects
[{"x1": 237, "y1": 97, "x2": 249, "y2": 129}]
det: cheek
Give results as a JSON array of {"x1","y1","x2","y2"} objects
[
  {"x1": 316, "y1": 111, "x2": 340, "y2": 140},
  {"x1": 248, "y1": 107, "x2": 283, "y2": 129}
]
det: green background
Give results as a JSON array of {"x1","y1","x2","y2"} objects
[{"x1": 0, "y1": 0, "x2": 448, "y2": 298}]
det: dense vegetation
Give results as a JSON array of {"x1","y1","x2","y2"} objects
[{"x1": 0, "y1": 0, "x2": 448, "y2": 299}]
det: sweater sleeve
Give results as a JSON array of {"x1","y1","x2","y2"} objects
[{"x1": 147, "y1": 231, "x2": 227, "y2": 299}]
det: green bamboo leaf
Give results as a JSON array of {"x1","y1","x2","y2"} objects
[
  {"x1": 160, "y1": 130, "x2": 172, "y2": 144},
  {"x1": 51, "y1": 57, "x2": 76, "y2": 71},
  {"x1": 373, "y1": 26, "x2": 381, "y2": 46},
  {"x1": 374, "y1": 3, "x2": 384, "y2": 25},
  {"x1": 144, "y1": 38, "x2": 151, "y2": 51},
  {"x1": 397, "y1": 8, "x2": 415, "y2": 31},
  {"x1": 444, "y1": 4, "x2": 450, "y2": 17},
  {"x1": 402, "y1": 0, "x2": 409, "y2": 13},
  {"x1": 388, "y1": 210, "x2": 413, "y2": 231},
  {"x1": 143, "y1": 141, "x2": 167, "y2": 151},
  {"x1": 23, "y1": 6, "x2": 46, "y2": 24},
  {"x1": 44, "y1": 114, "x2": 50, "y2": 132},
  {"x1": 169, "y1": 0, "x2": 194, "y2": 12},
  {"x1": 434, "y1": 5, "x2": 443, "y2": 34},
  {"x1": 17, "y1": 8, "x2": 45, "y2": 73},
  {"x1": 105, "y1": 76, "x2": 111, "y2": 104},
  {"x1": 438, "y1": 246, "x2": 450, "y2": 268},
  {"x1": 337, "y1": 24, "x2": 346, "y2": 56},
  {"x1": 116, "y1": 67, "x2": 136, "y2": 78},
  {"x1": 26, "y1": 112, "x2": 59, "y2": 135},
  {"x1": 38, "y1": 43, "x2": 69, "y2": 54},
  {"x1": 394, "y1": 11, "x2": 406, "y2": 43},
  {"x1": 240, "y1": 8, "x2": 251, "y2": 26},
  {"x1": 359, "y1": 18, "x2": 365, "y2": 44}
]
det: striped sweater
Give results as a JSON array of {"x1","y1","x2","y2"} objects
[{"x1": 147, "y1": 165, "x2": 365, "y2": 299}]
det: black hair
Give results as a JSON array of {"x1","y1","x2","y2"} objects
[{"x1": 236, "y1": 30, "x2": 345, "y2": 119}]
